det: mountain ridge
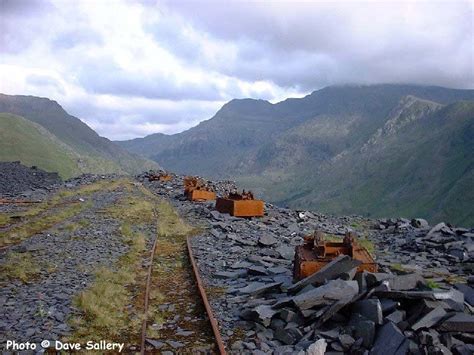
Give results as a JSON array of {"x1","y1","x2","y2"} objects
[{"x1": 117, "y1": 84, "x2": 474, "y2": 225}]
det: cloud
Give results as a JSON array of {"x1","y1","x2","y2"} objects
[{"x1": 0, "y1": 0, "x2": 472, "y2": 140}]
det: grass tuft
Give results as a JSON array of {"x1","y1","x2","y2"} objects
[{"x1": 0, "y1": 252, "x2": 40, "y2": 282}]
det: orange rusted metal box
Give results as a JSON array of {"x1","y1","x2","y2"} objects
[
  {"x1": 293, "y1": 231, "x2": 377, "y2": 280},
  {"x1": 148, "y1": 172, "x2": 172, "y2": 182},
  {"x1": 187, "y1": 189, "x2": 216, "y2": 201},
  {"x1": 183, "y1": 176, "x2": 216, "y2": 201},
  {"x1": 215, "y1": 190, "x2": 264, "y2": 217}
]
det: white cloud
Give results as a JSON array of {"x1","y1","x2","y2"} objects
[{"x1": 0, "y1": 0, "x2": 472, "y2": 139}]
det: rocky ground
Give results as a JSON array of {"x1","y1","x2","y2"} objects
[
  {"x1": 140, "y1": 172, "x2": 474, "y2": 355},
  {"x1": 0, "y1": 168, "x2": 472, "y2": 354},
  {"x1": 0, "y1": 162, "x2": 61, "y2": 199}
]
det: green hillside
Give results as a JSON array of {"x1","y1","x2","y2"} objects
[
  {"x1": 0, "y1": 113, "x2": 81, "y2": 178},
  {"x1": 0, "y1": 94, "x2": 159, "y2": 175}
]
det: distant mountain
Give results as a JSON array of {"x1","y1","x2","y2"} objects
[
  {"x1": 117, "y1": 84, "x2": 474, "y2": 225},
  {"x1": 0, "y1": 94, "x2": 159, "y2": 178},
  {"x1": 0, "y1": 113, "x2": 83, "y2": 178}
]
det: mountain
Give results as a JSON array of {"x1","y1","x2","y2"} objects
[
  {"x1": 0, "y1": 94, "x2": 159, "y2": 178},
  {"x1": 117, "y1": 84, "x2": 474, "y2": 225},
  {"x1": 0, "y1": 113, "x2": 83, "y2": 178}
]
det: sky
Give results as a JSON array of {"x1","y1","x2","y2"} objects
[{"x1": 1, "y1": 0, "x2": 473, "y2": 140}]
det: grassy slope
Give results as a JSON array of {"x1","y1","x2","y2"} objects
[
  {"x1": 0, "y1": 113, "x2": 81, "y2": 178},
  {"x1": 0, "y1": 94, "x2": 159, "y2": 174}
]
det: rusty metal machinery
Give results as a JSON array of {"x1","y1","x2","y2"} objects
[
  {"x1": 147, "y1": 172, "x2": 173, "y2": 182},
  {"x1": 293, "y1": 231, "x2": 377, "y2": 281},
  {"x1": 183, "y1": 176, "x2": 216, "y2": 201},
  {"x1": 215, "y1": 190, "x2": 264, "y2": 217}
]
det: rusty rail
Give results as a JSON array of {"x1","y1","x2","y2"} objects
[
  {"x1": 186, "y1": 236, "x2": 227, "y2": 355},
  {"x1": 140, "y1": 209, "x2": 160, "y2": 355},
  {"x1": 0, "y1": 199, "x2": 41, "y2": 205}
]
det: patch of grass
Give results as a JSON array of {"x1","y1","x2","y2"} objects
[
  {"x1": 445, "y1": 274, "x2": 467, "y2": 285},
  {"x1": 0, "y1": 214, "x2": 10, "y2": 227},
  {"x1": 0, "y1": 201, "x2": 91, "y2": 248},
  {"x1": 390, "y1": 263, "x2": 406, "y2": 272},
  {"x1": 106, "y1": 196, "x2": 155, "y2": 225},
  {"x1": 156, "y1": 201, "x2": 194, "y2": 237},
  {"x1": 0, "y1": 252, "x2": 40, "y2": 282},
  {"x1": 426, "y1": 279, "x2": 440, "y2": 289},
  {"x1": 206, "y1": 285, "x2": 227, "y2": 298},
  {"x1": 358, "y1": 237, "x2": 375, "y2": 256},
  {"x1": 69, "y1": 223, "x2": 146, "y2": 342}
]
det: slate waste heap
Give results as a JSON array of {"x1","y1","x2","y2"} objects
[{"x1": 141, "y1": 171, "x2": 473, "y2": 354}]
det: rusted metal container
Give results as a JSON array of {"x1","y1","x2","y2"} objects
[
  {"x1": 183, "y1": 176, "x2": 216, "y2": 201},
  {"x1": 148, "y1": 172, "x2": 172, "y2": 182},
  {"x1": 293, "y1": 231, "x2": 377, "y2": 280},
  {"x1": 215, "y1": 190, "x2": 264, "y2": 217},
  {"x1": 187, "y1": 189, "x2": 216, "y2": 201}
]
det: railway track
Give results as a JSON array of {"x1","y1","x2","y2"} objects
[{"x1": 139, "y1": 212, "x2": 226, "y2": 354}]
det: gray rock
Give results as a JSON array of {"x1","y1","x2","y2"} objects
[
  {"x1": 438, "y1": 313, "x2": 474, "y2": 332},
  {"x1": 248, "y1": 265, "x2": 268, "y2": 276},
  {"x1": 214, "y1": 270, "x2": 246, "y2": 279},
  {"x1": 411, "y1": 307, "x2": 447, "y2": 330},
  {"x1": 306, "y1": 339, "x2": 327, "y2": 355},
  {"x1": 239, "y1": 282, "x2": 282, "y2": 296},
  {"x1": 259, "y1": 235, "x2": 278, "y2": 246},
  {"x1": 370, "y1": 322, "x2": 406, "y2": 355},
  {"x1": 338, "y1": 334, "x2": 355, "y2": 350},
  {"x1": 274, "y1": 327, "x2": 303, "y2": 345},
  {"x1": 454, "y1": 283, "x2": 474, "y2": 306},
  {"x1": 146, "y1": 339, "x2": 165, "y2": 349},
  {"x1": 350, "y1": 315, "x2": 375, "y2": 348},
  {"x1": 411, "y1": 218, "x2": 429, "y2": 228},
  {"x1": 385, "y1": 310, "x2": 406, "y2": 324},
  {"x1": 389, "y1": 273, "x2": 425, "y2": 290},
  {"x1": 292, "y1": 280, "x2": 359, "y2": 311},
  {"x1": 276, "y1": 245, "x2": 295, "y2": 260},
  {"x1": 352, "y1": 299, "x2": 383, "y2": 325},
  {"x1": 289, "y1": 255, "x2": 361, "y2": 293},
  {"x1": 241, "y1": 305, "x2": 278, "y2": 327}
]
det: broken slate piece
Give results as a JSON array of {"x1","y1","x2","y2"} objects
[
  {"x1": 370, "y1": 322, "x2": 406, "y2": 355},
  {"x1": 214, "y1": 270, "x2": 247, "y2": 279},
  {"x1": 259, "y1": 234, "x2": 278, "y2": 246},
  {"x1": 293, "y1": 280, "x2": 359, "y2": 311},
  {"x1": 389, "y1": 273, "x2": 425, "y2": 291},
  {"x1": 276, "y1": 245, "x2": 295, "y2": 260},
  {"x1": 289, "y1": 255, "x2": 361, "y2": 293},
  {"x1": 411, "y1": 307, "x2": 447, "y2": 330},
  {"x1": 454, "y1": 283, "x2": 474, "y2": 307},
  {"x1": 438, "y1": 313, "x2": 474, "y2": 332},
  {"x1": 352, "y1": 299, "x2": 383, "y2": 325},
  {"x1": 239, "y1": 282, "x2": 282, "y2": 296},
  {"x1": 385, "y1": 310, "x2": 406, "y2": 325},
  {"x1": 248, "y1": 265, "x2": 268, "y2": 276},
  {"x1": 241, "y1": 305, "x2": 278, "y2": 327}
]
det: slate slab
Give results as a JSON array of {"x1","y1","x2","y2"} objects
[
  {"x1": 292, "y1": 280, "x2": 359, "y2": 311},
  {"x1": 411, "y1": 306, "x2": 447, "y2": 330},
  {"x1": 370, "y1": 322, "x2": 406, "y2": 355},
  {"x1": 438, "y1": 313, "x2": 474, "y2": 332},
  {"x1": 289, "y1": 255, "x2": 361, "y2": 293}
]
